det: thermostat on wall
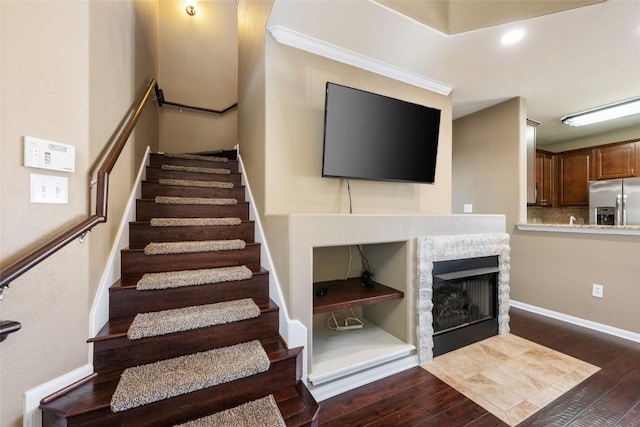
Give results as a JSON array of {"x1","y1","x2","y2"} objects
[{"x1": 24, "y1": 136, "x2": 75, "y2": 173}]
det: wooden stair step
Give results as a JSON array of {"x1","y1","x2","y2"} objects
[
  {"x1": 120, "y1": 243, "x2": 261, "y2": 283},
  {"x1": 141, "y1": 180, "x2": 246, "y2": 200},
  {"x1": 136, "y1": 199, "x2": 249, "y2": 221},
  {"x1": 149, "y1": 152, "x2": 239, "y2": 173},
  {"x1": 128, "y1": 220, "x2": 255, "y2": 249},
  {"x1": 91, "y1": 300, "x2": 280, "y2": 375},
  {"x1": 276, "y1": 382, "x2": 320, "y2": 427},
  {"x1": 110, "y1": 269, "x2": 270, "y2": 318},
  {"x1": 145, "y1": 166, "x2": 242, "y2": 185},
  {"x1": 40, "y1": 340, "x2": 303, "y2": 427}
]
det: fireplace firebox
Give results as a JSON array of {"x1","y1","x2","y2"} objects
[{"x1": 431, "y1": 255, "x2": 499, "y2": 357}]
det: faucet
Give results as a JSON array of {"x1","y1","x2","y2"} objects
[{"x1": 569, "y1": 216, "x2": 576, "y2": 225}]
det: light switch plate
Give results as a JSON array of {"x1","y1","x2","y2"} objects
[
  {"x1": 30, "y1": 173, "x2": 69, "y2": 204},
  {"x1": 463, "y1": 204, "x2": 473, "y2": 213}
]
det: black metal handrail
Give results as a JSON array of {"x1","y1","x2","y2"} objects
[
  {"x1": 154, "y1": 84, "x2": 237, "y2": 115},
  {"x1": 0, "y1": 78, "x2": 157, "y2": 342}
]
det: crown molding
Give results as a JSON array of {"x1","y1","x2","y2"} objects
[{"x1": 267, "y1": 25, "x2": 452, "y2": 96}]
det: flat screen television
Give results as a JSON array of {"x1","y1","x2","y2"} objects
[{"x1": 322, "y1": 82, "x2": 441, "y2": 184}]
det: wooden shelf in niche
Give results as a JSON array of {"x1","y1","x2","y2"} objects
[{"x1": 313, "y1": 277, "x2": 404, "y2": 314}]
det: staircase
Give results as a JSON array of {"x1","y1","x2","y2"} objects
[{"x1": 40, "y1": 151, "x2": 318, "y2": 426}]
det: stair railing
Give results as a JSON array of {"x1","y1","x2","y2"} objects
[
  {"x1": 154, "y1": 84, "x2": 237, "y2": 115},
  {"x1": 0, "y1": 78, "x2": 157, "y2": 342}
]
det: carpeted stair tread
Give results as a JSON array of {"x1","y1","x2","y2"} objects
[
  {"x1": 175, "y1": 395, "x2": 285, "y2": 427},
  {"x1": 127, "y1": 298, "x2": 261, "y2": 340},
  {"x1": 155, "y1": 196, "x2": 238, "y2": 206},
  {"x1": 161, "y1": 164, "x2": 231, "y2": 175},
  {"x1": 144, "y1": 239, "x2": 246, "y2": 255},
  {"x1": 158, "y1": 178, "x2": 234, "y2": 189},
  {"x1": 148, "y1": 217, "x2": 243, "y2": 227},
  {"x1": 90, "y1": 300, "x2": 278, "y2": 341},
  {"x1": 137, "y1": 265, "x2": 254, "y2": 290},
  {"x1": 163, "y1": 152, "x2": 229, "y2": 163},
  {"x1": 111, "y1": 267, "x2": 268, "y2": 290},
  {"x1": 39, "y1": 339, "x2": 301, "y2": 421},
  {"x1": 110, "y1": 340, "x2": 270, "y2": 412}
]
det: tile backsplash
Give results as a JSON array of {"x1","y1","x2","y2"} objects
[{"x1": 528, "y1": 206, "x2": 590, "y2": 225}]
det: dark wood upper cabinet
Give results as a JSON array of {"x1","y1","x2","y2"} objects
[
  {"x1": 535, "y1": 150, "x2": 555, "y2": 206},
  {"x1": 558, "y1": 150, "x2": 591, "y2": 206},
  {"x1": 592, "y1": 141, "x2": 638, "y2": 180}
]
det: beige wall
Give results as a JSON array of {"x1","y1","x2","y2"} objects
[
  {"x1": 452, "y1": 97, "x2": 526, "y2": 230},
  {"x1": 237, "y1": 0, "x2": 272, "y2": 215},
  {"x1": 0, "y1": 1, "x2": 158, "y2": 425},
  {"x1": 451, "y1": 98, "x2": 639, "y2": 335},
  {"x1": 158, "y1": 0, "x2": 238, "y2": 153},
  {"x1": 263, "y1": 41, "x2": 452, "y2": 215},
  {"x1": 511, "y1": 231, "x2": 640, "y2": 333}
]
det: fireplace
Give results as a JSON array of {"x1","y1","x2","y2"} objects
[
  {"x1": 416, "y1": 233, "x2": 510, "y2": 363},
  {"x1": 432, "y1": 256, "x2": 499, "y2": 356}
]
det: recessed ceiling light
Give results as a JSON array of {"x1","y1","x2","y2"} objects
[{"x1": 501, "y1": 29, "x2": 525, "y2": 45}]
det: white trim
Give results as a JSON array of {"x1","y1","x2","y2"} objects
[
  {"x1": 309, "y1": 354, "x2": 418, "y2": 402},
  {"x1": 237, "y1": 153, "x2": 309, "y2": 381},
  {"x1": 267, "y1": 25, "x2": 453, "y2": 96},
  {"x1": 510, "y1": 300, "x2": 640, "y2": 343},
  {"x1": 23, "y1": 364, "x2": 93, "y2": 427},
  {"x1": 89, "y1": 147, "x2": 150, "y2": 338}
]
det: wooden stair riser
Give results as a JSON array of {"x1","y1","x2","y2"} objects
[
  {"x1": 92, "y1": 308, "x2": 280, "y2": 375},
  {"x1": 120, "y1": 245, "x2": 261, "y2": 284},
  {"x1": 54, "y1": 350, "x2": 303, "y2": 427},
  {"x1": 136, "y1": 200, "x2": 249, "y2": 221},
  {"x1": 275, "y1": 383, "x2": 320, "y2": 427},
  {"x1": 109, "y1": 273, "x2": 270, "y2": 319},
  {"x1": 128, "y1": 221, "x2": 255, "y2": 249},
  {"x1": 141, "y1": 181, "x2": 246, "y2": 201},
  {"x1": 149, "y1": 153, "x2": 239, "y2": 173},
  {"x1": 145, "y1": 166, "x2": 242, "y2": 186}
]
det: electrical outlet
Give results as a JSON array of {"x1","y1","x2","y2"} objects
[
  {"x1": 592, "y1": 284, "x2": 604, "y2": 298},
  {"x1": 463, "y1": 204, "x2": 473, "y2": 213}
]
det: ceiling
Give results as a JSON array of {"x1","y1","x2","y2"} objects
[{"x1": 268, "y1": 0, "x2": 640, "y2": 147}]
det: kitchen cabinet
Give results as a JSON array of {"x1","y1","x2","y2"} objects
[
  {"x1": 558, "y1": 149, "x2": 592, "y2": 206},
  {"x1": 535, "y1": 150, "x2": 555, "y2": 206},
  {"x1": 592, "y1": 141, "x2": 638, "y2": 180},
  {"x1": 526, "y1": 120, "x2": 540, "y2": 204}
]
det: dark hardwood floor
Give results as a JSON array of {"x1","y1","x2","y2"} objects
[{"x1": 317, "y1": 307, "x2": 640, "y2": 426}]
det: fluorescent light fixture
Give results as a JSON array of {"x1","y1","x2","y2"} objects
[
  {"x1": 501, "y1": 29, "x2": 524, "y2": 45},
  {"x1": 562, "y1": 97, "x2": 640, "y2": 126}
]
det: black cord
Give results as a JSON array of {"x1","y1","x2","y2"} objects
[
  {"x1": 346, "y1": 179, "x2": 353, "y2": 214},
  {"x1": 357, "y1": 245, "x2": 372, "y2": 273}
]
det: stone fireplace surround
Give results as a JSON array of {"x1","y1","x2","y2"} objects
[{"x1": 417, "y1": 233, "x2": 511, "y2": 363}]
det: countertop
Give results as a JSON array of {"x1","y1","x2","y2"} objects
[{"x1": 517, "y1": 223, "x2": 640, "y2": 236}]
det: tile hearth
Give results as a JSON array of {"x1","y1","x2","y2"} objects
[{"x1": 422, "y1": 333, "x2": 600, "y2": 425}]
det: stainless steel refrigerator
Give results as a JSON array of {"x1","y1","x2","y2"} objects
[{"x1": 589, "y1": 178, "x2": 640, "y2": 225}]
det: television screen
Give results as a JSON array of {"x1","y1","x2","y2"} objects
[{"x1": 322, "y1": 82, "x2": 441, "y2": 184}]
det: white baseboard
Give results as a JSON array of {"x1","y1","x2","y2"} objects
[
  {"x1": 510, "y1": 300, "x2": 640, "y2": 343},
  {"x1": 24, "y1": 364, "x2": 94, "y2": 427},
  {"x1": 89, "y1": 147, "x2": 150, "y2": 338},
  {"x1": 308, "y1": 354, "x2": 418, "y2": 402},
  {"x1": 237, "y1": 153, "x2": 309, "y2": 379}
]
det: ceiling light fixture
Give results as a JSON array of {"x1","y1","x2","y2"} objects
[
  {"x1": 561, "y1": 97, "x2": 640, "y2": 126},
  {"x1": 501, "y1": 29, "x2": 524, "y2": 45},
  {"x1": 185, "y1": 0, "x2": 197, "y2": 16}
]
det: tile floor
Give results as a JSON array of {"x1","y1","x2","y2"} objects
[{"x1": 421, "y1": 333, "x2": 600, "y2": 425}]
